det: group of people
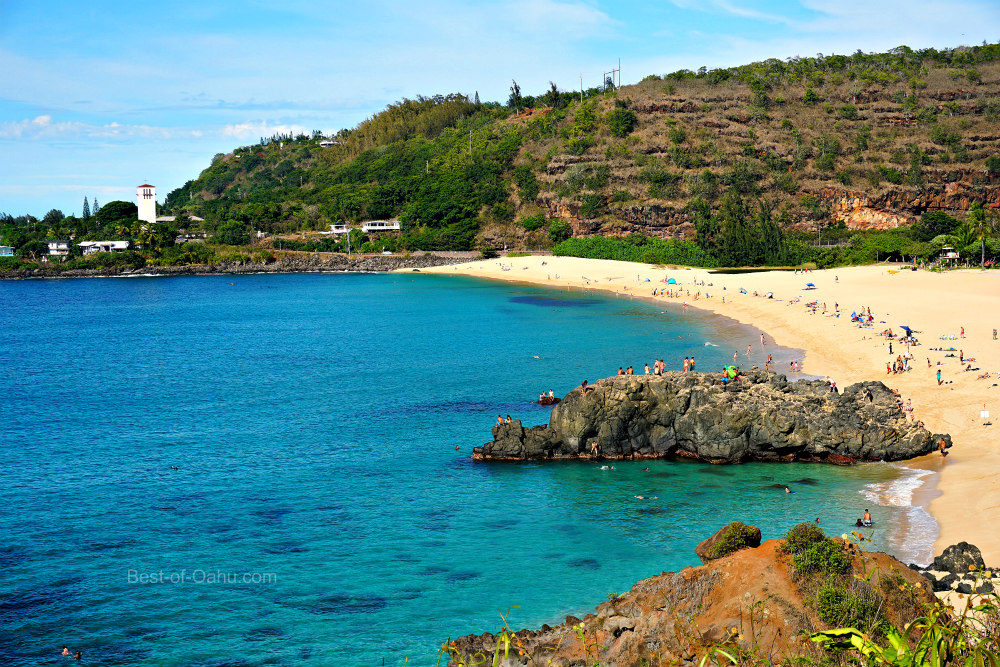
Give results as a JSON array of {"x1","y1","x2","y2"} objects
[
  {"x1": 495, "y1": 415, "x2": 513, "y2": 425},
  {"x1": 61, "y1": 647, "x2": 82, "y2": 661}
]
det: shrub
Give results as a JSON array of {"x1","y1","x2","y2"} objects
[
  {"x1": 519, "y1": 214, "x2": 546, "y2": 231},
  {"x1": 793, "y1": 539, "x2": 852, "y2": 575},
  {"x1": 838, "y1": 105, "x2": 859, "y2": 120},
  {"x1": 815, "y1": 582, "x2": 882, "y2": 629},
  {"x1": 781, "y1": 522, "x2": 826, "y2": 554},
  {"x1": 705, "y1": 522, "x2": 760, "y2": 560},
  {"x1": 480, "y1": 247, "x2": 499, "y2": 259},
  {"x1": 579, "y1": 193, "x2": 606, "y2": 218},
  {"x1": 986, "y1": 154, "x2": 1000, "y2": 175},
  {"x1": 548, "y1": 220, "x2": 573, "y2": 242},
  {"x1": 0, "y1": 256, "x2": 21, "y2": 271},
  {"x1": 606, "y1": 107, "x2": 637, "y2": 138}
]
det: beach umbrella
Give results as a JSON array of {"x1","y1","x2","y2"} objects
[
  {"x1": 806, "y1": 282, "x2": 816, "y2": 287},
  {"x1": 900, "y1": 325, "x2": 913, "y2": 334},
  {"x1": 667, "y1": 278, "x2": 677, "y2": 284}
]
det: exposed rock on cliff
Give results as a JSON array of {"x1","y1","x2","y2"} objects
[
  {"x1": 449, "y1": 532, "x2": 934, "y2": 667},
  {"x1": 475, "y1": 371, "x2": 950, "y2": 464}
]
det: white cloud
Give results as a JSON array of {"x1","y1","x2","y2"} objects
[
  {"x1": 0, "y1": 116, "x2": 203, "y2": 140},
  {"x1": 220, "y1": 120, "x2": 315, "y2": 139}
]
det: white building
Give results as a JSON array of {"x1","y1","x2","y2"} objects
[
  {"x1": 47, "y1": 240, "x2": 71, "y2": 256},
  {"x1": 361, "y1": 220, "x2": 401, "y2": 233},
  {"x1": 79, "y1": 241, "x2": 131, "y2": 255},
  {"x1": 0, "y1": 246, "x2": 14, "y2": 257},
  {"x1": 137, "y1": 184, "x2": 156, "y2": 226},
  {"x1": 326, "y1": 223, "x2": 351, "y2": 235}
]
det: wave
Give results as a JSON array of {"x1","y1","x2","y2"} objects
[
  {"x1": 862, "y1": 465, "x2": 937, "y2": 566},
  {"x1": 704, "y1": 341, "x2": 718, "y2": 346}
]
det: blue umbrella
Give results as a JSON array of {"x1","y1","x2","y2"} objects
[
  {"x1": 900, "y1": 325, "x2": 913, "y2": 334},
  {"x1": 667, "y1": 278, "x2": 677, "y2": 284},
  {"x1": 806, "y1": 282, "x2": 816, "y2": 287}
]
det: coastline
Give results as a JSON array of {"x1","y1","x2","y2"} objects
[
  {"x1": 415, "y1": 256, "x2": 1000, "y2": 564},
  {"x1": 0, "y1": 252, "x2": 460, "y2": 280}
]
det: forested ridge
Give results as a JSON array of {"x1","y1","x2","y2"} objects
[{"x1": 5, "y1": 42, "x2": 1000, "y2": 269}]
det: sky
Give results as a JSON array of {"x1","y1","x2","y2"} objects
[{"x1": 2, "y1": 0, "x2": 1000, "y2": 219}]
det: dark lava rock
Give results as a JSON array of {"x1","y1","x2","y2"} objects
[
  {"x1": 931, "y1": 542, "x2": 986, "y2": 574},
  {"x1": 474, "y1": 372, "x2": 950, "y2": 464}
]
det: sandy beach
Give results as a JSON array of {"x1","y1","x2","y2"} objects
[{"x1": 417, "y1": 256, "x2": 1000, "y2": 564}]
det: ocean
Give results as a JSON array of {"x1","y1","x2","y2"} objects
[{"x1": 0, "y1": 272, "x2": 932, "y2": 666}]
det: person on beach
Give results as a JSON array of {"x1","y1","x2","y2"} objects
[
  {"x1": 690, "y1": 356, "x2": 695, "y2": 371},
  {"x1": 496, "y1": 415, "x2": 503, "y2": 426},
  {"x1": 939, "y1": 438, "x2": 948, "y2": 458},
  {"x1": 644, "y1": 363, "x2": 650, "y2": 374},
  {"x1": 591, "y1": 441, "x2": 598, "y2": 457},
  {"x1": 581, "y1": 380, "x2": 588, "y2": 395},
  {"x1": 961, "y1": 326, "x2": 965, "y2": 338},
  {"x1": 937, "y1": 369, "x2": 942, "y2": 385},
  {"x1": 734, "y1": 351, "x2": 738, "y2": 363},
  {"x1": 994, "y1": 328, "x2": 997, "y2": 340},
  {"x1": 618, "y1": 367, "x2": 624, "y2": 375},
  {"x1": 760, "y1": 333, "x2": 765, "y2": 346},
  {"x1": 683, "y1": 357, "x2": 689, "y2": 372},
  {"x1": 747, "y1": 344, "x2": 752, "y2": 357},
  {"x1": 504, "y1": 415, "x2": 512, "y2": 424}
]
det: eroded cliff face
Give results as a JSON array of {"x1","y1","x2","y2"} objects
[
  {"x1": 475, "y1": 371, "x2": 949, "y2": 463},
  {"x1": 448, "y1": 538, "x2": 934, "y2": 667},
  {"x1": 537, "y1": 171, "x2": 1000, "y2": 238}
]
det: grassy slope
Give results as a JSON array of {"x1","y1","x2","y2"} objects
[{"x1": 165, "y1": 44, "x2": 1000, "y2": 249}]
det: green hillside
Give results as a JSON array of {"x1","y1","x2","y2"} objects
[{"x1": 160, "y1": 42, "x2": 1000, "y2": 263}]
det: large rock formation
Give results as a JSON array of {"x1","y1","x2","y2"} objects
[{"x1": 475, "y1": 371, "x2": 950, "y2": 464}]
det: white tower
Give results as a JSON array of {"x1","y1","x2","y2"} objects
[{"x1": 137, "y1": 184, "x2": 156, "y2": 225}]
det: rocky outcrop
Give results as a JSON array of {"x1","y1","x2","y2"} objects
[
  {"x1": 0, "y1": 252, "x2": 457, "y2": 280},
  {"x1": 695, "y1": 522, "x2": 761, "y2": 564},
  {"x1": 475, "y1": 371, "x2": 950, "y2": 464},
  {"x1": 913, "y1": 542, "x2": 998, "y2": 594},
  {"x1": 449, "y1": 532, "x2": 934, "y2": 667}
]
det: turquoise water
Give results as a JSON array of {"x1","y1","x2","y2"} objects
[{"x1": 1, "y1": 273, "x2": 908, "y2": 666}]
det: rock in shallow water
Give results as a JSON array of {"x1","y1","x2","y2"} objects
[{"x1": 475, "y1": 371, "x2": 950, "y2": 464}]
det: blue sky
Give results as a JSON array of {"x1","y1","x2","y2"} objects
[{"x1": 2, "y1": 0, "x2": 999, "y2": 218}]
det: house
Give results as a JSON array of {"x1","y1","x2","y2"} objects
[
  {"x1": 361, "y1": 220, "x2": 401, "y2": 233},
  {"x1": 0, "y1": 246, "x2": 13, "y2": 257},
  {"x1": 47, "y1": 240, "x2": 71, "y2": 256},
  {"x1": 326, "y1": 223, "x2": 351, "y2": 235},
  {"x1": 156, "y1": 215, "x2": 205, "y2": 223},
  {"x1": 318, "y1": 140, "x2": 339, "y2": 148},
  {"x1": 79, "y1": 241, "x2": 131, "y2": 255}
]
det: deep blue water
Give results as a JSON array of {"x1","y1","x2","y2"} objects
[{"x1": 1, "y1": 273, "x2": 907, "y2": 666}]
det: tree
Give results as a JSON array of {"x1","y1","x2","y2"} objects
[
  {"x1": 42, "y1": 209, "x2": 65, "y2": 228},
  {"x1": 508, "y1": 80, "x2": 522, "y2": 113},
  {"x1": 92, "y1": 198, "x2": 100, "y2": 213},
  {"x1": 548, "y1": 219, "x2": 572, "y2": 242},
  {"x1": 94, "y1": 200, "x2": 139, "y2": 232},
  {"x1": 82, "y1": 197, "x2": 91, "y2": 220},
  {"x1": 804, "y1": 88, "x2": 819, "y2": 104},
  {"x1": 912, "y1": 211, "x2": 959, "y2": 242},
  {"x1": 214, "y1": 220, "x2": 251, "y2": 246},
  {"x1": 967, "y1": 201, "x2": 993, "y2": 266}
]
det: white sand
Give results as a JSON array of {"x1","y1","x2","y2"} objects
[{"x1": 414, "y1": 256, "x2": 1000, "y2": 563}]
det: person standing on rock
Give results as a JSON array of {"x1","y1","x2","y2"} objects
[
  {"x1": 690, "y1": 356, "x2": 695, "y2": 371},
  {"x1": 683, "y1": 357, "x2": 689, "y2": 373}
]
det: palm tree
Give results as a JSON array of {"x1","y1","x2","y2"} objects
[{"x1": 967, "y1": 201, "x2": 995, "y2": 266}]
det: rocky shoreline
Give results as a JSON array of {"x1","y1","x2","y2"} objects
[
  {"x1": 0, "y1": 252, "x2": 459, "y2": 280},
  {"x1": 477, "y1": 370, "x2": 951, "y2": 464}
]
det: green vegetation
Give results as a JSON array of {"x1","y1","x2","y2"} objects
[
  {"x1": 6, "y1": 41, "x2": 1000, "y2": 270},
  {"x1": 704, "y1": 522, "x2": 759, "y2": 560}
]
